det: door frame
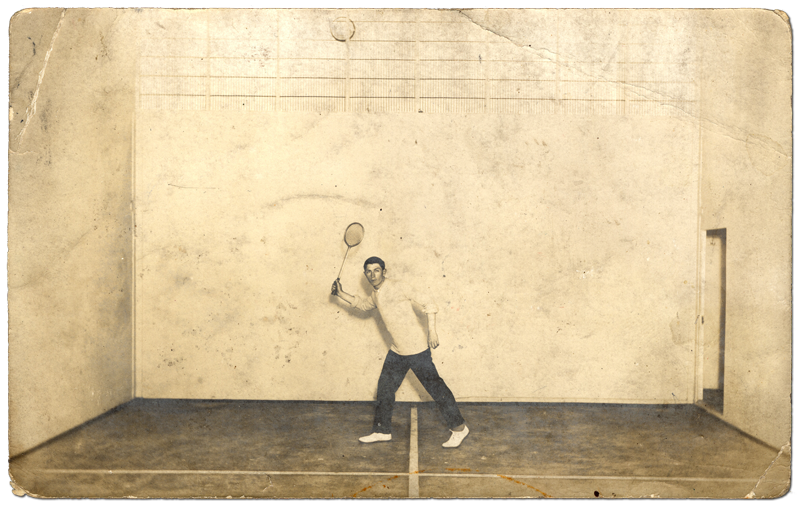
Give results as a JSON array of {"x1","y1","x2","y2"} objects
[{"x1": 695, "y1": 228, "x2": 726, "y2": 404}]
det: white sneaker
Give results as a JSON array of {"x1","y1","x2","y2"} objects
[
  {"x1": 442, "y1": 426, "x2": 469, "y2": 448},
  {"x1": 359, "y1": 432, "x2": 392, "y2": 443}
]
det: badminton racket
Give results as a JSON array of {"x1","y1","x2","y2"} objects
[{"x1": 336, "y1": 222, "x2": 364, "y2": 282}]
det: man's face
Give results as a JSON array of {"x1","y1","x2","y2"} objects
[{"x1": 364, "y1": 264, "x2": 385, "y2": 289}]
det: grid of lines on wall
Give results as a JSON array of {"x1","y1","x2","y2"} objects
[{"x1": 138, "y1": 10, "x2": 696, "y2": 116}]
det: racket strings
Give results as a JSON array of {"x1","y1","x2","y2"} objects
[{"x1": 344, "y1": 223, "x2": 364, "y2": 247}]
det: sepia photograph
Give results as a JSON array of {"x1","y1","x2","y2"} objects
[{"x1": 7, "y1": 7, "x2": 792, "y2": 498}]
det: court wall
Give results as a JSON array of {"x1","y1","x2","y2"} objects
[
  {"x1": 696, "y1": 10, "x2": 792, "y2": 449},
  {"x1": 134, "y1": 111, "x2": 700, "y2": 404},
  {"x1": 8, "y1": 9, "x2": 137, "y2": 456}
]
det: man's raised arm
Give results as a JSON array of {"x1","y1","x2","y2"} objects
[{"x1": 331, "y1": 280, "x2": 376, "y2": 311}]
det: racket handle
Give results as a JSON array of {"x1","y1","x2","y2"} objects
[{"x1": 336, "y1": 247, "x2": 351, "y2": 279}]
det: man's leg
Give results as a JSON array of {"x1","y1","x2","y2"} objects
[
  {"x1": 371, "y1": 350, "x2": 410, "y2": 435},
  {"x1": 409, "y1": 349, "x2": 466, "y2": 430}
]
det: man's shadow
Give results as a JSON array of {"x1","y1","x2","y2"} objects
[{"x1": 329, "y1": 276, "x2": 434, "y2": 402}]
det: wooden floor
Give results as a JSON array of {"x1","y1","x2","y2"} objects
[{"x1": 9, "y1": 399, "x2": 783, "y2": 498}]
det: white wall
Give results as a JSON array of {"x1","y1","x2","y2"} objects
[
  {"x1": 697, "y1": 10, "x2": 792, "y2": 449},
  {"x1": 135, "y1": 111, "x2": 699, "y2": 403},
  {"x1": 8, "y1": 9, "x2": 137, "y2": 456}
]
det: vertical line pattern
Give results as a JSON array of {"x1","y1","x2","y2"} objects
[
  {"x1": 483, "y1": 36, "x2": 489, "y2": 113},
  {"x1": 136, "y1": 16, "x2": 695, "y2": 113},
  {"x1": 205, "y1": 11, "x2": 210, "y2": 111},
  {"x1": 409, "y1": 406, "x2": 419, "y2": 498},
  {"x1": 616, "y1": 36, "x2": 624, "y2": 115},
  {"x1": 555, "y1": 12, "x2": 561, "y2": 115},
  {"x1": 132, "y1": 23, "x2": 140, "y2": 398},
  {"x1": 693, "y1": 50, "x2": 705, "y2": 403},
  {"x1": 130, "y1": 107, "x2": 137, "y2": 399},
  {"x1": 276, "y1": 11, "x2": 281, "y2": 111},
  {"x1": 345, "y1": 38, "x2": 350, "y2": 112},
  {"x1": 134, "y1": 117, "x2": 143, "y2": 397}
]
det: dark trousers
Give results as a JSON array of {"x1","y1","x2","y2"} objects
[{"x1": 373, "y1": 348, "x2": 465, "y2": 434}]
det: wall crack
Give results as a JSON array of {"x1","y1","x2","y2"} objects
[{"x1": 16, "y1": 9, "x2": 66, "y2": 148}]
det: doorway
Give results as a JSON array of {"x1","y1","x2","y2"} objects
[{"x1": 701, "y1": 229, "x2": 726, "y2": 413}]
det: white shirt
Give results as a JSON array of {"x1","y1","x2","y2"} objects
[{"x1": 350, "y1": 279, "x2": 438, "y2": 356}]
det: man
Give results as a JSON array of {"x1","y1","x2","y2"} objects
[{"x1": 332, "y1": 256, "x2": 469, "y2": 448}]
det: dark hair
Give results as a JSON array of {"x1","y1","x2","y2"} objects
[{"x1": 363, "y1": 256, "x2": 385, "y2": 271}]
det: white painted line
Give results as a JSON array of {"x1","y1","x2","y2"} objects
[
  {"x1": 34, "y1": 468, "x2": 757, "y2": 484},
  {"x1": 36, "y1": 469, "x2": 401, "y2": 477},
  {"x1": 409, "y1": 406, "x2": 419, "y2": 497},
  {"x1": 419, "y1": 473, "x2": 757, "y2": 483}
]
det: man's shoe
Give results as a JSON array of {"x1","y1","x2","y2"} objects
[
  {"x1": 359, "y1": 432, "x2": 392, "y2": 443},
  {"x1": 442, "y1": 426, "x2": 469, "y2": 448}
]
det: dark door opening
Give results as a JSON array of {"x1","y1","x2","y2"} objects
[{"x1": 701, "y1": 228, "x2": 726, "y2": 413}]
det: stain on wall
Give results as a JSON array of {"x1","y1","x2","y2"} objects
[{"x1": 135, "y1": 111, "x2": 698, "y2": 402}]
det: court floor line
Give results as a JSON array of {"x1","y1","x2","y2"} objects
[
  {"x1": 420, "y1": 473, "x2": 757, "y2": 483},
  {"x1": 32, "y1": 468, "x2": 757, "y2": 483},
  {"x1": 408, "y1": 406, "x2": 419, "y2": 497},
  {"x1": 35, "y1": 469, "x2": 401, "y2": 477}
]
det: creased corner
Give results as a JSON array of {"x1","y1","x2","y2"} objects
[
  {"x1": 745, "y1": 442, "x2": 791, "y2": 498},
  {"x1": 9, "y1": 471, "x2": 29, "y2": 498},
  {"x1": 15, "y1": 8, "x2": 66, "y2": 148}
]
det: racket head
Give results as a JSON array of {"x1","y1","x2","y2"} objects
[{"x1": 343, "y1": 222, "x2": 365, "y2": 247}]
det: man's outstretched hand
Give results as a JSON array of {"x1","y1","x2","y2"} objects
[
  {"x1": 331, "y1": 279, "x2": 342, "y2": 296},
  {"x1": 428, "y1": 331, "x2": 440, "y2": 349}
]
